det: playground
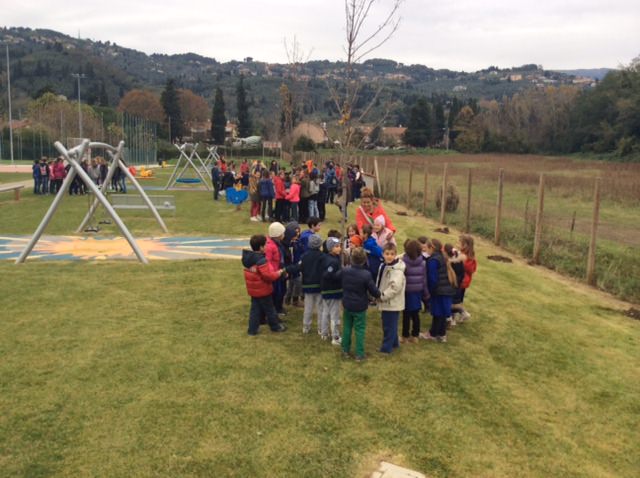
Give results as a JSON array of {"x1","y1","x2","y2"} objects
[{"x1": 0, "y1": 146, "x2": 639, "y2": 478}]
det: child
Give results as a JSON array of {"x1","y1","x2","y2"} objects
[
  {"x1": 341, "y1": 247, "x2": 381, "y2": 361},
  {"x1": 320, "y1": 237, "x2": 343, "y2": 344},
  {"x1": 401, "y1": 239, "x2": 429, "y2": 343},
  {"x1": 372, "y1": 215, "x2": 396, "y2": 248},
  {"x1": 265, "y1": 222, "x2": 287, "y2": 315},
  {"x1": 284, "y1": 222, "x2": 303, "y2": 307},
  {"x1": 417, "y1": 236, "x2": 432, "y2": 313},
  {"x1": 299, "y1": 217, "x2": 321, "y2": 254},
  {"x1": 445, "y1": 243, "x2": 465, "y2": 327},
  {"x1": 248, "y1": 170, "x2": 261, "y2": 220},
  {"x1": 341, "y1": 223, "x2": 359, "y2": 265},
  {"x1": 308, "y1": 171, "x2": 320, "y2": 218},
  {"x1": 301, "y1": 234, "x2": 324, "y2": 334},
  {"x1": 376, "y1": 243, "x2": 406, "y2": 354},
  {"x1": 242, "y1": 234, "x2": 288, "y2": 335},
  {"x1": 420, "y1": 238, "x2": 458, "y2": 343},
  {"x1": 362, "y1": 223, "x2": 383, "y2": 280},
  {"x1": 259, "y1": 170, "x2": 275, "y2": 222},
  {"x1": 273, "y1": 170, "x2": 286, "y2": 221},
  {"x1": 285, "y1": 175, "x2": 301, "y2": 222},
  {"x1": 452, "y1": 234, "x2": 477, "y2": 323}
]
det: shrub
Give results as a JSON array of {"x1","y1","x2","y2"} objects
[
  {"x1": 293, "y1": 135, "x2": 316, "y2": 152},
  {"x1": 435, "y1": 184, "x2": 460, "y2": 212}
]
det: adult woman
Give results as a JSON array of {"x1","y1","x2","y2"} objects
[{"x1": 355, "y1": 187, "x2": 396, "y2": 234}]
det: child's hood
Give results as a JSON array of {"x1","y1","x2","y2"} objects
[
  {"x1": 242, "y1": 249, "x2": 266, "y2": 268},
  {"x1": 385, "y1": 259, "x2": 406, "y2": 273}
]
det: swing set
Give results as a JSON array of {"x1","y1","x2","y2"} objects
[{"x1": 164, "y1": 143, "x2": 212, "y2": 190}]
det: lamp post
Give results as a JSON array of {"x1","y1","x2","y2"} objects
[{"x1": 71, "y1": 73, "x2": 86, "y2": 138}]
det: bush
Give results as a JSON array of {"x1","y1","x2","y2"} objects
[
  {"x1": 435, "y1": 184, "x2": 460, "y2": 212},
  {"x1": 293, "y1": 135, "x2": 316, "y2": 152}
]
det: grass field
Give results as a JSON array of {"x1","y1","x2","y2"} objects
[{"x1": 1, "y1": 165, "x2": 639, "y2": 477}]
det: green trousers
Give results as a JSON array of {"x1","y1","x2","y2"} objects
[{"x1": 342, "y1": 309, "x2": 367, "y2": 358}]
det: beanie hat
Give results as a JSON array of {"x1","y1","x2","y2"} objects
[
  {"x1": 350, "y1": 235, "x2": 363, "y2": 247},
  {"x1": 308, "y1": 234, "x2": 323, "y2": 250},
  {"x1": 326, "y1": 237, "x2": 340, "y2": 252},
  {"x1": 268, "y1": 222, "x2": 286, "y2": 238},
  {"x1": 374, "y1": 215, "x2": 386, "y2": 227}
]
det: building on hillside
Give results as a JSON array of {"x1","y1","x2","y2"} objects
[
  {"x1": 225, "y1": 121, "x2": 238, "y2": 141},
  {"x1": 291, "y1": 121, "x2": 328, "y2": 145},
  {"x1": 187, "y1": 120, "x2": 212, "y2": 142},
  {"x1": 381, "y1": 126, "x2": 407, "y2": 146}
]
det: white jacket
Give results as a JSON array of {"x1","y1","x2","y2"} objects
[{"x1": 377, "y1": 259, "x2": 406, "y2": 312}]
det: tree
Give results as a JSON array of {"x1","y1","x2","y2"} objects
[
  {"x1": 211, "y1": 87, "x2": 226, "y2": 144},
  {"x1": 403, "y1": 98, "x2": 433, "y2": 147},
  {"x1": 236, "y1": 74, "x2": 252, "y2": 137},
  {"x1": 118, "y1": 89, "x2": 164, "y2": 123},
  {"x1": 178, "y1": 89, "x2": 209, "y2": 123},
  {"x1": 161, "y1": 78, "x2": 183, "y2": 141},
  {"x1": 328, "y1": 0, "x2": 403, "y2": 150},
  {"x1": 99, "y1": 82, "x2": 109, "y2": 107}
]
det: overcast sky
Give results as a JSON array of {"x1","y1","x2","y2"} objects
[{"x1": 3, "y1": 0, "x2": 639, "y2": 71}]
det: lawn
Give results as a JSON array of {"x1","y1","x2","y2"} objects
[{"x1": 0, "y1": 167, "x2": 639, "y2": 477}]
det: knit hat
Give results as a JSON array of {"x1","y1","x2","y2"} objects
[
  {"x1": 374, "y1": 215, "x2": 386, "y2": 227},
  {"x1": 308, "y1": 234, "x2": 323, "y2": 250},
  {"x1": 268, "y1": 222, "x2": 286, "y2": 238},
  {"x1": 350, "y1": 235, "x2": 363, "y2": 247},
  {"x1": 326, "y1": 237, "x2": 341, "y2": 252}
]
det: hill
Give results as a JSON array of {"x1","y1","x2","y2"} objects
[
  {"x1": 1, "y1": 27, "x2": 591, "y2": 130},
  {"x1": 554, "y1": 68, "x2": 614, "y2": 80}
]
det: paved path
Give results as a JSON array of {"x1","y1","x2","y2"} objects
[{"x1": 1, "y1": 235, "x2": 247, "y2": 262}]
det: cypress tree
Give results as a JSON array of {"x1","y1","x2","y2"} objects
[
  {"x1": 236, "y1": 74, "x2": 252, "y2": 137},
  {"x1": 211, "y1": 87, "x2": 227, "y2": 144},
  {"x1": 403, "y1": 97, "x2": 434, "y2": 147},
  {"x1": 161, "y1": 78, "x2": 183, "y2": 141}
]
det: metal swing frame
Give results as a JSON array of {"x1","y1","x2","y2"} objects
[
  {"x1": 16, "y1": 140, "x2": 166, "y2": 265},
  {"x1": 164, "y1": 142, "x2": 212, "y2": 190}
]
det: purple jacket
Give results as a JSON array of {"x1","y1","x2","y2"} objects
[{"x1": 403, "y1": 254, "x2": 429, "y2": 298}]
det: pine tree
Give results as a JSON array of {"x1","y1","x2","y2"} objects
[
  {"x1": 211, "y1": 87, "x2": 226, "y2": 144},
  {"x1": 161, "y1": 78, "x2": 183, "y2": 141},
  {"x1": 236, "y1": 74, "x2": 252, "y2": 137},
  {"x1": 403, "y1": 97, "x2": 433, "y2": 147},
  {"x1": 99, "y1": 82, "x2": 109, "y2": 107}
]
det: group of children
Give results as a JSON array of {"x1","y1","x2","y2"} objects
[{"x1": 242, "y1": 216, "x2": 477, "y2": 361}]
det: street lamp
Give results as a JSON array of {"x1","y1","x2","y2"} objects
[{"x1": 71, "y1": 73, "x2": 86, "y2": 138}]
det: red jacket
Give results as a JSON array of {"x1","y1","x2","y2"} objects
[
  {"x1": 265, "y1": 237, "x2": 282, "y2": 273},
  {"x1": 461, "y1": 258, "x2": 477, "y2": 289},
  {"x1": 242, "y1": 250, "x2": 282, "y2": 298},
  {"x1": 285, "y1": 183, "x2": 301, "y2": 203},
  {"x1": 274, "y1": 176, "x2": 286, "y2": 200}
]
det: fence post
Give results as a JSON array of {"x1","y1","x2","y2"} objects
[
  {"x1": 423, "y1": 164, "x2": 428, "y2": 215},
  {"x1": 466, "y1": 168, "x2": 472, "y2": 233},
  {"x1": 586, "y1": 177, "x2": 601, "y2": 285},
  {"x1": 383, "y1": 158, "x2": 389, "y2": 198},
  {"x1": 394, "y1": 158, "x2": 399, "y2": 203},
  {"x1": 532, "y1": 173, "x2": 545, "y2": 264},
  {"x1": 407, "y1": 161, "x2": 414, "y2": 208},
  {"x1": 495, "y1": 168, "x2": 504, "y2": 245},
  {"x1": 440, "y1": 163, "x2": 448, "y2": 224}
]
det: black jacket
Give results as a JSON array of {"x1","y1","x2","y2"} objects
[
  {"x1": 341, "y1": 264, "x2": 381, "y2": 312},
  {"x1": 320, "y1": 253, "x2": 342, "y2": 299}
]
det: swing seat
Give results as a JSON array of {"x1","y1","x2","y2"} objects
[{"x1": 176, "y1": 178, "x2": 202, "y2": 184}]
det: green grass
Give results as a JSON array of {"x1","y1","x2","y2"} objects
[{"x1": 0, "y1": 168, "x2": 639, "y2": 477}]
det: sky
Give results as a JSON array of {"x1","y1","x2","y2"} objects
[{"x1": 3, "y1": 0, "x2": 639, "y2": 71}]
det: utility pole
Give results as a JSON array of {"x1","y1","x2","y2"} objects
[
  {"x1": 71, "y1": 73, "x2": 86, "y2": 138},
  {"x1": 6, "y1": 45, "x2": 14, "y2": 164}
]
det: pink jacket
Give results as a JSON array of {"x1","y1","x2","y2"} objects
[
  {"x1": 373, "y1": 227, "x2": 396, "y2": 248},
  {"x1": 285, "y1": 183, "x2": 301, "y2": 203}
]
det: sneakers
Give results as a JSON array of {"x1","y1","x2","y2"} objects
[
  {"x1": 331, "y1": 336, "x2": 342, "y2": 346},
  {"x1": 249, "y1": 216, "x2": 259, "y2": 222},
  {"x1": 355, "y1": 355, "x2": 366, "y2": 362},
  {"x1": 461, "y1": 310, "x2": 471, "y2": 321},
  {"x1": 341, "y1": 351, "x2": 351, "y2": 359},
  {"x1": 320, "y1": 334, "x2": 329, "y2": 341},
  {"x1": 302, "y1": 327, "x2": 311, "y2": 334},
  {"x1": 272, "y1": 323, "x2": 287, "y2": 333},
  {"x1": 399, "y1": 336, "x2": 408, "y2": 344},
  {"x1": 419, "y1": 331, "x2": 437, "y2": 341},
  {"x1": 408, "y1": 336, "x2": 419, "y2": 344},
  {"x1": 437, "y1": 335, "x2": 447, "y2": 343}
]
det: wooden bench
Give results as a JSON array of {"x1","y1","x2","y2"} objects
[
  {"x1": 109, "y1": 194, "x2": 176, "y2": 214},
  {"x1": 0, "y1": 183, "x2": 25, "y2": 201}
]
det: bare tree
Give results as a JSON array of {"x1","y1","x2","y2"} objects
[
  {"x1": 280, "y1": 35, "x2": 314, "y2": 153},
  {"x1": 328, "y1": 0, "x2": 403, "y2": 151}
]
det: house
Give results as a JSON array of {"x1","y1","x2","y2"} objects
[{"x1": 381, "y1": 126, "x2": 407, "y2": 146}]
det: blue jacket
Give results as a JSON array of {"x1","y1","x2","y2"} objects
[
  {"x1": 298, "y1": 229, "x2": 315, "y2": 255},
  {"x1": 363, "y1": 236, "x2": 383, "y2": 279},
  {"x1": 320, "y1": 253, "x2": 343, "y2": 300},
  {"x1": 258, "y1": 178, "x2": 275, "y2": 199},
  {"x1": 341, "y1": 264, "x2": 380, "y2": 312}
]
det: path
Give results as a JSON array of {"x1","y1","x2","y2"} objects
[{"x1": 1, "y1": 235, "x2": 247, "y2": 262}]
